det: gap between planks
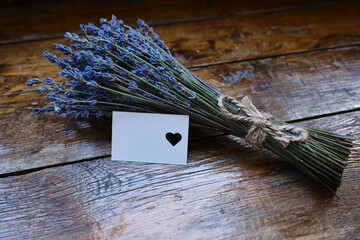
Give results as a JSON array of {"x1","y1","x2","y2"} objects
[
  {"x1": 0, "y1": 132, "x2": 226, "y2": 178},
  {"x1": 1, "y1": 108, "x2": 358, "y2": 179},
  {"x1": 189, "y1": 42, "x2": 360, "y2": 69},
  {"x1": 0, "y1": 0, "x2": 342, "y2": 46},
  {"x1": 1, "y1": 41, "x2": 360, "y2": 98}
]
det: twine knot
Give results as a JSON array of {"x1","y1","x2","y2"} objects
[{"x1": 218, "y1": 95, "x2": 308, "y2": 148}]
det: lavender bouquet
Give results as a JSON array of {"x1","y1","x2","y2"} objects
[{"x1": 27, "y1": 15, "x2": 353, "y2": 193}]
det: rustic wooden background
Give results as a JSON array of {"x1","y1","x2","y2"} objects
[{"x1": 1, "y1": 0, "x2": 360, "y2": 239}]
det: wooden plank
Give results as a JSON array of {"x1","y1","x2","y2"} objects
[
  {"x1": 2, "y1": 43, "x2": 360, "y2": 121},
  {"x1": 0, "y1": 93, "x2": 218, "y2": 175},
  {"x1": 162, "y1": 1, "x2": 360, "y2": 67},
  {"x1": 0, "y1": 0, "x2": 330, "y2": 44},
  {"x1": 1, "y1": 1, "x2": 360, "y2": 75},
  {"x1": 0, "y1": 111, "x2": 359, "y2": 239},
  {"x1": 195, "y1": 46, "x2": 360, "y2": 121},
  {"x1": 1, "y1": 46, "x2": 360, "y2": 175}
]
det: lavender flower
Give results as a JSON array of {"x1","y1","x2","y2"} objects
[{"x1": 27, "y1": 16, "x2": 353, "y2": 194}]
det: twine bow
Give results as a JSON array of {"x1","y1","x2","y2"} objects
[{"x1": 218, "y1": 95, "x2": 308, "y2": 148}]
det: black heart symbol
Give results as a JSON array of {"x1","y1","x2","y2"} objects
[{"x1": 166, "y1": 132, "x2": 182, "y2": 146}]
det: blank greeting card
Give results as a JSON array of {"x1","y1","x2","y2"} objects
[{"x1": 111, "y1": 112, "x2": 189, "y2": 165}]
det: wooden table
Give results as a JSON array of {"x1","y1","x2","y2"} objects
[{"x1": 1, "y1": 0, "x2": 359, "y2": 239}]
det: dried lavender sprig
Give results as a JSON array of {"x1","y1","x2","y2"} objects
[{"x1": 27, "y1": 15, "x2": 353, "y2": 193}]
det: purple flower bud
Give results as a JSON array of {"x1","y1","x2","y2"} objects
[
  {"x1": 96, "y1": 111, "x2": 104, "y2": 118},
  {"x1": 43, "y1": 51, "x2": 57, "y2": 63},
  {"x1": 45, "y1": 106, "x2": 54, "y2": 112},
  {"x1": 90, "y1": 100, "x2": 98, "y2": 105},
  {"x1": 157, "y1": 66, "x2": 167, "y2": 73},
  {"x1": 33, "y1": 108, "x2": 45, "y2": 115},
  {"x1": 26, "y1": 78, "x2": 42, "y2": 86},
  {"x1": 36, "y1": 85, "x2": 50, "y2": 93},
  {"x1": 54, "y1": 44, "x2": 72, "y2": 55},
  {"x1": 64, "y1": 32, "x2": 72, "y2": 40},
  {"x1": 44, "y1": 78, "x2": 54, "y2": 84},
  {"x1": 86, "y1": 80, "x2": 99, "y2": 87},
  {"x1": 128, "y1": 81, "x2": 137, "y2": 89}
]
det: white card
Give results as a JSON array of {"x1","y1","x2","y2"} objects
[{"x1": 111, "y1": 112, "x2": 189, "y2": 165}]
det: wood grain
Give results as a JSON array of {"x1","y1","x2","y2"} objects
[
  {"x1": 1, "y1": 1, "x2": 360, "y2": 69},
  {"x1": 0, "y1": 0, "x2": 331, "y2": 44},
  {"x1": 0, "y1": 111, "x2": 359, "y2": 239},
  {"x1": 195, "y1": 46, "x2": 360, "y2": 121},
  {"x1": 155, "y1": 1, "x2": 360, "y2": 67},
  {"x1": 1, "y1": 1, "x2": 359, "y2": 239},
  {"x1": 2, "y1": 1, "x2": 360, "y2": 97},
  {"x1": 1, "y1": 45, "x2": 360, "y2": 175},
  {"x1": 0, "y1": 93, "x2": 218, "y2": 175}
]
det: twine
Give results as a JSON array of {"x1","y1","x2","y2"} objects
[{"x1": 218, "y1": 95, "x2": 308, "y2": 148}]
